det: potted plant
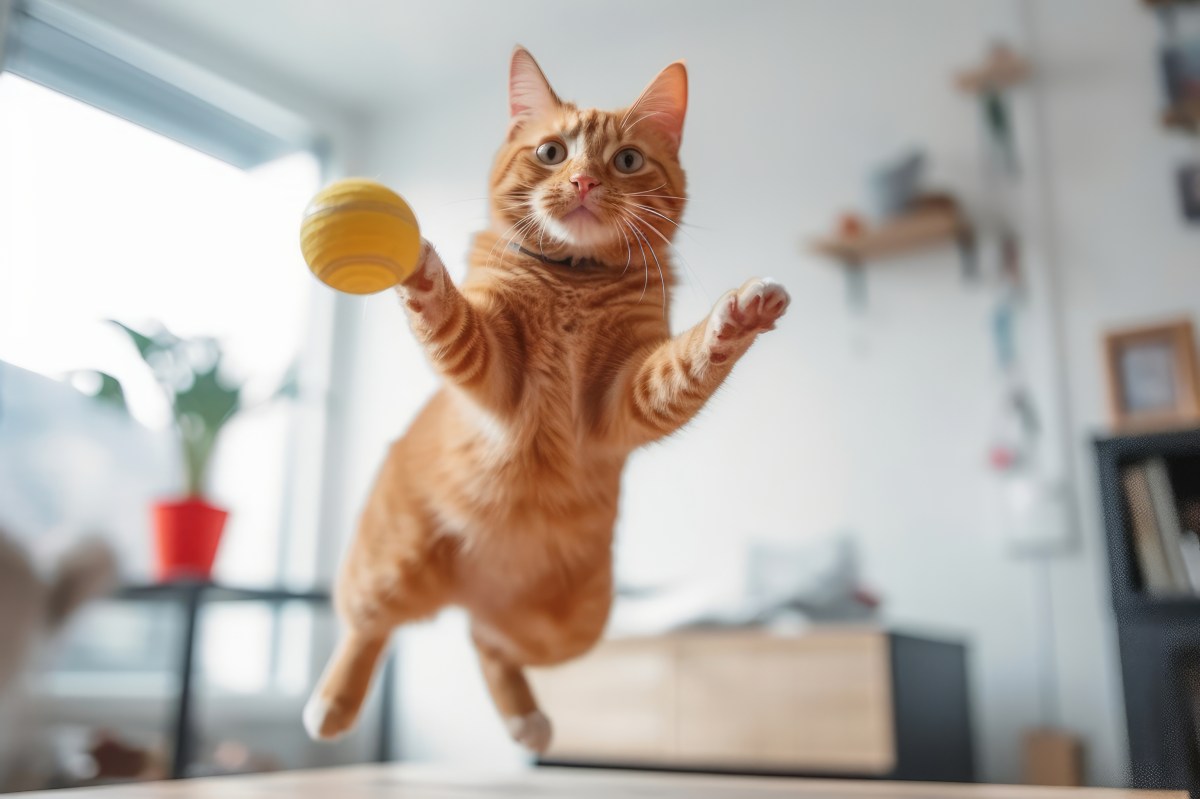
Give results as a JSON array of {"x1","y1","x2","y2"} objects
[{"x1": 97, "y1": 321, "x2": 295, "y2": 582}]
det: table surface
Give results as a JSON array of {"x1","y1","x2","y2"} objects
[{"x1": 17, "y1": 765, "x2": 1188, "y2": 798}]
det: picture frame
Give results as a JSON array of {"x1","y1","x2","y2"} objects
[{"x1": 1104, "y1": 319, "x2": 1200, "y2": 432}]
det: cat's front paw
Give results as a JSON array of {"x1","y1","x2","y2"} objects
[
  {"x1": 706, "y1": 278, "x2": 790, "y2": 361},
  {"x1": 398, "y1": 239, "x2": 446, "y2": 311}
]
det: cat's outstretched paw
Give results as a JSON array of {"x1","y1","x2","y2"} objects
[
  {"x1": 506, "y1": 710, "x2": 553, "y2": 754},
  {"x1": 398, "y1": 239, "x2": 445, "y2": 296},
  {"x1": 706, "y1": 277, "x2": 790, "y2": 361},
  {"x1": 397, "y1": 239, "x2": 450, "y2": 321}
]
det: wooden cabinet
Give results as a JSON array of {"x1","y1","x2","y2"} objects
[{"x1": 529, "y1": 629, "x2": 972, "y2": 782}]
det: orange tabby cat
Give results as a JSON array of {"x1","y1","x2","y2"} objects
[{"x1": 304, "y1": 47, "x2": 790, "y2": 753}]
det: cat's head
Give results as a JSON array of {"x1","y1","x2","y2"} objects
[{"x1": 489, "y1": 47, "x2": 688, "y2": 267}]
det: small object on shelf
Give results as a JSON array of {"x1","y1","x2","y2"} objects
[
  {"x1": 868, "y1": 149, "x2": 927, "y2": 221},
  {"x1": 956, "y1": 42, "x2": 1029, "y2": 174},
  {"x1": 1022, "y1": 728, "x2": 1084, "y2": 787},
  {"x1": 1178, "y1": 162, "x2": 1200, "y2": 221},
  {"x1": 1145, "y1": 458, "x2": 1192, "y2": 591},
  {"x1": 955, "y1": 42, "x2": 1031, "y2": 94},
  {"x1": 86, "y1": 731, "x2": 167, "y2": 782},
  {"x1": 1123, "y1": 463, "x2": 1178, "y2": 594},
  {"x1": 838, "y1": 211, "x2": 865, "y2": 239},
  {"x1": 1148, "y1": 0, "x2": 1200, "y2": 135},
  {"x1": 1162, "y1": 104, "x2": 1200, "y2": 132},
  {"x1": 1102, "y1": 318, "x2": 1200, "y2": 432}
]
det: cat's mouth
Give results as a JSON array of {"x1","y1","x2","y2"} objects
[
  {"x1": 560, "y1": 206, "x2": 598, "y2": 224},
  {"x1": 534, "y1": 196, "x2": 615, "y2": 251}
]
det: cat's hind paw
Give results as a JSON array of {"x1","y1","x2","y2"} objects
[
  {"x1": 506, "y1": 710, "x2": 553, "y2": 754},
  {"x1": 303, "y1": 693, "x2": 353, "y2": 741}
]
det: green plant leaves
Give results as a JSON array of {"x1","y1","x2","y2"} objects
[
  {"x1": 107, "y1": 321, "x2": 243, "y2": 497},
  {"x1": 91, "y1": 371, "x2": 129, "y2": 415},
  {"x1": 100, "y1": 320, "x2": 300, "y2": 497}
]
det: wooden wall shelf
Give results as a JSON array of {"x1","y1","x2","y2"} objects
[{"x1": 810, "y1": 201, "x2": 969, "y2": 266}]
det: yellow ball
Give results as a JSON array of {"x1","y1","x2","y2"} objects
[{"x1": 300, "y1": 179, "x2": 421, "y2": 295}]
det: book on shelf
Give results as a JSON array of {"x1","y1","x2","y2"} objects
[
  {"x1": 1147, "y1": 459, "x2": 1191, "y2": 591},
  {"x1": 1179, "y1": 530, "x2": 1200, "y2": 590},
  {"x1": 1124, "y1": 465, "x2": 1176, "y2": 594},
  {"x1": 1122, "y1": 459, "x2": 1194, "y2": 596}
]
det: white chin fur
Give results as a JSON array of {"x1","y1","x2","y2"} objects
[{"x1": 539, "y1": 211, "x2": 612, "y2": 252}]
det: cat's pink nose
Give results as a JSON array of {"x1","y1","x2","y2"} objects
[{"x1": 571, "y1": 174, "x2": 600, "y2": 200}]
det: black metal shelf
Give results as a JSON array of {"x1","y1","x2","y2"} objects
[
  {"x1": 1096, "y1": 427, "x2": 1200, "y2": 795},
  {"x1": 1115, "y1": 595, "x2": 1200, "y2": 622}
]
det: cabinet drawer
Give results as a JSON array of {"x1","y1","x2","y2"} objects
[
  {"x1": 531, "y1": 640, "x2": 676, "y2": 762},
  {"x1": 673, "y1": 633, "x2": 895, "y2": 773}
]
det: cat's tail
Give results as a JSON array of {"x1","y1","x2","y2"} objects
[{"x1": 302, "y1": 630, "x2": 388, "y2": 741}]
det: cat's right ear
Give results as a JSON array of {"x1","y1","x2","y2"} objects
[{"x1": 509, "y1": 46, "x2": 560, "y2": 127}]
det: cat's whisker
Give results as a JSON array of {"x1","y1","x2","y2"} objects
[
  {"x1": 502, "y1": 215, "x2": 541, "y2": 265},
  {"x1": 486, "y1": 214, "x2": 532, "y2": 263},
  {"x1": 616, "y1": 223, "x2": 633, "y2": 277},
  {"x1": 628, "y1": 202, "x2": 687, "y2": 232},
  {"x1": 485, "y1": 213, "x2": 536, "y2": 269},
  {"x1": 624, "y1": 216, "x2": 668, "y2": 317},
  {"x1": 624, "y1": 208, "x2": 708, "y2": 300},
  {"x1": 627, "y1": 183, "x2": 668, "y2": 197},
  {"x1": 622, "y1": 217, "x2": 650, "y2": 302},
  {"x1": 627, "y1": 202, "x2": 702, "y2": 250},
  {"x1": 626, "y1": 194, "x2": 688, "y2": 202},
  {"x1": 537, "y1": 215, "x2": 550, "y2": 258}
]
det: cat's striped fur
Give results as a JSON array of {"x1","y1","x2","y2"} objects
[{"x1": 304, "y1": 47, "x2": 789, "y2": 752}]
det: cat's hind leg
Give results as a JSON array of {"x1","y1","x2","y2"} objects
[
  {"x1": 302, "y1": 629, "x2": 388, "y2": 740},
  {"x1": 472, "y1": 632, "x2": 552, "y2": 753},
  {"x1": 304, "y1": 459, "x2": 453, "y2": 741}
]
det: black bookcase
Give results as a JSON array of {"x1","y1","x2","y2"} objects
[{"x1": 1096, "y1": 428, "x2": 1200, "y2": 794}]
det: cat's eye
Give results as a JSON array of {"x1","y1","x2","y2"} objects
[
  {"x1": 613, "y1": 148, "x2": 644, "y2": 174},
  {"x1": 535, "y1": 141, "x2": 567, "y2": 165}
]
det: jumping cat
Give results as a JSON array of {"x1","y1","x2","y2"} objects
[{"x1": 303, "y1": 47, "x2": 790, "y2": 753}]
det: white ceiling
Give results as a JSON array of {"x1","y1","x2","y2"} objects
[{"x1": 55, "y1": 0, "x2": 736, "y2": 118}]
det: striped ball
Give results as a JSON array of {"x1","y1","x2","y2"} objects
[{"x1": 300, "y1": 179, "x2": 421, "y2": 295}]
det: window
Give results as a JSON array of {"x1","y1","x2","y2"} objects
[{"x1": 0, "y1": 65, "x2": 323, "y2": 693}]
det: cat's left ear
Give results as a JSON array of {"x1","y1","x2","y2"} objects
[
  {"x1": 626, "y1": 61, "x2": 688, "y2": 151},
  {"x1": 509, "y1": 46, "x2": 560, "y2": 126}
]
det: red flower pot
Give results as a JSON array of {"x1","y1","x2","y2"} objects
[{"x1": 152, "y1": 497, "x2": 228, "y2": 582}]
